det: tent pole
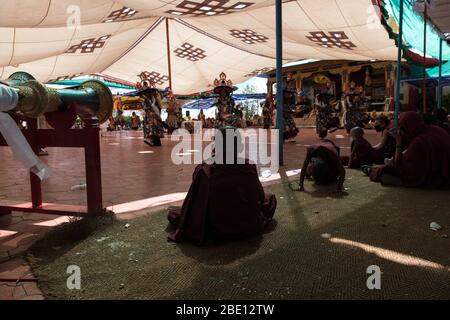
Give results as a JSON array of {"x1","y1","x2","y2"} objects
[
  {"x1": 438, "y1": 38, "x2": 443, "y2": 110},
  {"x1": 422, "y1": 4, "x2": 427, "y2": 113},
  {"x1": 395, "y1": 0, "x2": 404, "y2": 128},
  {"x1": 166, "y1": 18, "x2": 173, "y2": 91},
  {"x1": 275, "y1": 0, "x2": 284, "y2": 166}
]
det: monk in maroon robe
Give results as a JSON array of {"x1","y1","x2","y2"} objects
[
  {"x1": 299, "y1": 130, "x2": 346, "y2": 192},
  {"x1": 372, "y1": 115, "x2": 396, "y2": 164},
  {"x1": 369, "y1": 111, "x2": 450, "y2": 189},
  {"x1": 347, "y1": 127, "x2": 374, "y2": 168},
  {"x1": 435, "y1": 108, "x2": 450, "y2": 135},
  {"x1": 167, "y1": 128, "x2": 277, "y2": 245}
]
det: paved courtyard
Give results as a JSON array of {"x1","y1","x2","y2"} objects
[{"x1": 2, "y1": 127, "x2": 447, "y2": 300}]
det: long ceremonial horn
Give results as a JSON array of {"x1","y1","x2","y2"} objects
[
  {"x1": 7, "y1": 71, "x2": 36, "y2": 86},
  {"x1": 11, "y1": 79, "x2": 113, "y2": 123}
]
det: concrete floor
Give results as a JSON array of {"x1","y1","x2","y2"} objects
[{"x1": 4, "y1": 127, "x2": 444, "y2": 300}]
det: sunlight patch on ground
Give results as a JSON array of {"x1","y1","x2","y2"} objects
[
  {"x1": 108, "y1": 192, "x2": 188, "y2": 214},
  {"x1": 323, "y1": 235, "x2": 448, "y2": 271},
  {"x1": 0, "y1": 229, "x2": 18, "y2": 239},
  {"x1": 33, "y1": 216, "x2": 72, "y2": 227},
  {"x1": 259, "y1": 168, "x2": 300, "y2": 183}
]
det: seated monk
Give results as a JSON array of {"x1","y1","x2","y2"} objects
[
  {"x1": 372, "y1": 115, "x2": 396, "y2": 164},
  {"x1": 346, "y1": 127, "x2": 373, "y2": 169},
  {"x1": 167, "y1": 127, "x2": 277, "y2": 245},
  {"x1": 434, "y1": 108, "x2": 450, "y2": 135},
  {"x1": 368, "y1": 111, "x2": 450, "y2": 189},
  {"x1": 299, "y1": 130, "x2": 346, "y2": 192}
]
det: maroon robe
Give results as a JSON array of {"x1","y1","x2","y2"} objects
[
  {"x1": 348, "y1": 137, "x2": 374, "y2": 168},
  {"x1": 167, "y1": 161, "x2": 277, "y2": 245},
  {"x1": 372, "y1": 132, "x2": 396, "y2": 164},
  {"x1": 437, "y1": 123, "x2": 450, "y2": 135},
  {"x1": 370, "y1": 112, "x2": 450, "y2": 189},
  {"x1": 307, "y1": 139, "x2": 342, "y2": 184}
]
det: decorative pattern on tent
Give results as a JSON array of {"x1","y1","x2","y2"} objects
[
  {"x1": 48, "y1": 74, "x2": 83, "y2": 83},
  {"x1": 138, "y1": 71, "x2": 170, "y2": 86},
  {"x1": 0, "y1": 0, "x2": 402, "y2": 94},
  {"x1": 230, "y1": 29, "x2": 269, "y2": 44},
  {"x1": 245, "y1": 67, "x2": 273, "y2": 77},
  {"x1": 165, "y1": 0, "x2": 256, "y2": 17},
  {"x1": 306, "y1": 32, "x2": 357, "y2": 50},
  {"x1": 103, "y1": 7, "x2": 139, "y2": 23},
  {"x1": 174, "y1": 43, "x2": 207, "y2": 61},
  {"x1": 66, "y1": 36, "x2": 112, "y2": 54}
]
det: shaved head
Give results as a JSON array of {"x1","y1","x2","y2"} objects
[{"x1": 350, "y1": 126, "x2": 364, "y2": 138}]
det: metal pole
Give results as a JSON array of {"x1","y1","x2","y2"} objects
[
  {"x1": 422, "y1": 4, "x2": 427, "y2": 113},
  {"x1": 438, "y1": 38, "x2": 443, "y2": 109},
  {"x1": 275, "y1": 0, "x2": 284, "y2": 165},
  {"x1": 165, "y1": 18, "x2": 173, "y2": 91},
  {"x1": 394, "y1": 0, "x2": 404, "y2": 127}
]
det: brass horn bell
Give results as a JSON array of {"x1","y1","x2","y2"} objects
[{"x1": 10, "y1": 77, "x2": 113, "y2": 124}]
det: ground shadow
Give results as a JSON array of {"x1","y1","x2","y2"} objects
[{"x1": 177, "y1": 235, "x2": 265, "y2": 266}]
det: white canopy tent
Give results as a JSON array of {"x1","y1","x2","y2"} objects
[
  {"x1": 425, "y1": 0, "x2": 450, "y2": 37},
  {"x1": 0, "y1": 0, "x2": 399, "y2": 94}
]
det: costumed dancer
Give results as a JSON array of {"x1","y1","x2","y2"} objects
[
  {"x1": 262, "y1": 93, "x2": 274, "y2": 130},
  {"x1": 166, "y1": 88, "x2": 180, "y2": 134},
  {"x1": 282, "y1": 73, "x2": 299, "y2": 141},
  {"x1": 212, "y1": 72, "x2": 239, "y2": 127},
  {"x1": 344, "y1": 81, "x2": 366, "y2": 134},
  {"x1": 315, "y1": 80, "x2": 339, "y2": 135},
  {"x1": 139, "y1": 80, "x2": 164, "y2": 146}
]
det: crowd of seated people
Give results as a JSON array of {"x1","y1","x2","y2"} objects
[
  {"x1": 165, "y1": 107, "x2": 450, "y2": 247},
  {"x1": 107, "y1": 111, "x2": 142, "y2": 132},
  {"x1": 298, "y1": 107, "x2": 450, "y2": 193},
  {"x1": 365, "y1": 110, "x2": 450, "y2": 189}
]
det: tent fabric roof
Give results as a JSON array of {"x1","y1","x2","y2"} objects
[
  {"x1": 0, "y1": 0, "x2": 400, "y2": 94},
  {"x1": 182, "y1": 94, "x2": 265, "y2": 109},
  {"x1": 382, "y1": 0, "x2": 450, "y2": 60},
  {"x1": 426, "y1": 0, "x2": 450, "y2": 36}
]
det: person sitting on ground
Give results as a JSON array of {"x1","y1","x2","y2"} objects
[
  {"x1": 206, "y1": 117, "x2": 214, "y2": 129},
  {"x1": 372, "y1": 115, "x2": 396, "y2": 164},
  {"x1": 299, "y1": 129, "x2": 346, "y2": 193},
  {"x1": 130, "y1": 112, "x2": 140, "y2": 130},
  {"x1": 366, "y1": 111, "x2": 450, "y2": 189},
  {"x1": 115, "y1": 110, "x2": 126, "y2": 129},
  {"x1": 422, "y1": 111, "x2": 436, "y2": 125},
  {"x1": 198, "y1": 110, "x2": 207, "y2": 128},
  {"x1": 365, "y1": 111, "x2": 378, "y2": 129},
  {"x1": 167, "y1": 127, "x2": 277, "y2": 245},
  {"x1": 345, "y1": 127, "x2": 373, "y2": 169},
  {"x1": 434, "y1": 108, "x2": 450, "y2": 135},
  {"x1": 107, "y1": 116, "x2": 116, "y2": 131}
]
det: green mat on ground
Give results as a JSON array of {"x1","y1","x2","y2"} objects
[{"x1": 27, "y1": 170, "x2": 450, "y2": 299}]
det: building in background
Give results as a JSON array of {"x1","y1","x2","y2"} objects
[{"x1": 266, "y1": 60, "x2": 414, "y2": 113}]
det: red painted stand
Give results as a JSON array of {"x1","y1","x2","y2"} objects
[{"x1": 0, "y1": 117, "x2": 103, "y2": 217}]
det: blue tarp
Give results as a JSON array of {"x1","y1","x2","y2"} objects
[
  {"x1": 403, "y1": 76, "x2": 450, "y2": 88},
  {"x1": 384, "y1": 0, "x2": 450, "y2": 61},
  {"x1": 182, "y1": 94, "x2": 266, "y2": 110}
]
